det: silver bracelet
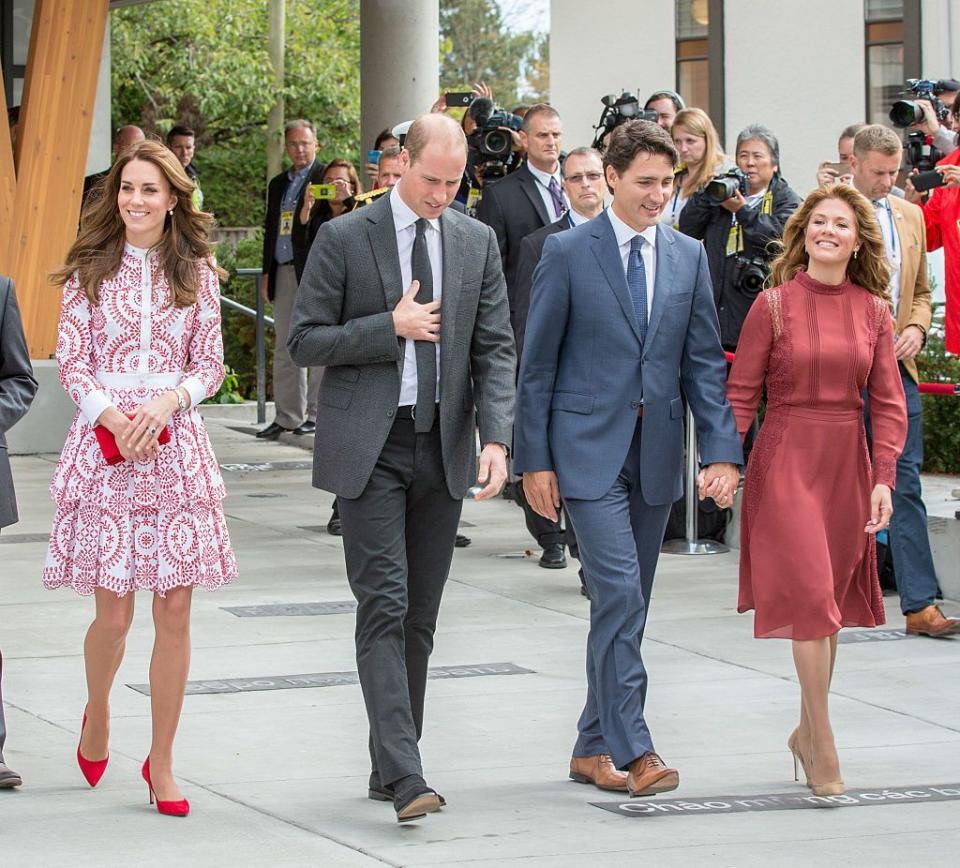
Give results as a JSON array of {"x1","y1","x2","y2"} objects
[{"x1": 174, "y1": 388, "x2": 188, "y2": 412}]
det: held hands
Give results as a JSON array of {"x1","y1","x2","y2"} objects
[
  {"x1": 865, "y1": 484, "x2": 893, "y2": 533},
  {"x1": 523, "y1": 470, "x2": 561, "y2": 522},
  {"x1": 474, "y1": 443, "x2": 508, "y2": 500},
  {"x1": 721, "y1": 190, "x2": 746, "y2": 214},
  {"x1": 392, "y1": 280, "x2": 441, "y2": 342},
  {"x1": 123, "y1": 392, "x2": 179, "y2": 461},
  {"x1": 894, "y1": 324, "x2": 925, "y2": 360},
  {"x1": 697, "y1": 462, "x2": 740, "y2": 508}
]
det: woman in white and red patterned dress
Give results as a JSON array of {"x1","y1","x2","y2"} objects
[{"x1": 44, "y1": 140, "x2": 237, "y2": 816}]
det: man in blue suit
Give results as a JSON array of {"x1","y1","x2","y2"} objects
[{"x1": 514, "y1": 121, "x2": 743, "y2": 797}]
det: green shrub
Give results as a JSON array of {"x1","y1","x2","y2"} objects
[{"x1": 916, "y1": 303, "x2": 960, "y2": 474}]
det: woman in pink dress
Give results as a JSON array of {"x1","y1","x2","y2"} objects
[
  {"x1": 723, "y1": 185, "x2": 906, "y2": 795},
  {"x1": 44, "y1": 140, "x2": 237, "y2": 816}
]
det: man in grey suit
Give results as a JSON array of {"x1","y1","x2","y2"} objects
[
  {"x1": 514, "y1": 121, "x2": 742, "y2": 797},
  {"x1": 288, "y1": 114, "x2": 515, "y2": 823},
  {"x1": 0, "y1": 275, "x2": 39, "y2": 789}
]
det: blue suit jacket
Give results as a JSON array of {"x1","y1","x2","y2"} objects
[{"x1": 513, "y1": 210, "x2": 743, "y2": 504}]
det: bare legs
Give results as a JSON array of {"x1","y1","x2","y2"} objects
[
  {"x1": 80, "y1": 589, "x2": 135, "y2": 761},
  {"x1": 79, "y1": 586, "x2": 194, "y2": 802},
  {"x1": 148, "y1": 586, "x2": 193, "y2": 802},
  {"x1": 792, "y1": 634, "x2": 842, "y2": 788}
]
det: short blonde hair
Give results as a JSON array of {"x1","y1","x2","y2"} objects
[{"x1": 853, "y1": 124, "x2": 902, "y2": 158}]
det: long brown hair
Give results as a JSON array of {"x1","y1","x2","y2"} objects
[
  {"x1": 672, "y1": 108, "x2": 729, "y2": 198},
  {"x1": 53, "y1": 140, "x2": 223, "y2": 306},
  {"x1": 769, "y1": 184, "x2": 891, "y2": 303}
]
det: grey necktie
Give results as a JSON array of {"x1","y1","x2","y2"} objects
[
  {"x1": 627, "y1": 235, "x2": 648, "y2": 344},
  {"x1": 412, "y1": 218, "x2": 437, "y2": 432}
]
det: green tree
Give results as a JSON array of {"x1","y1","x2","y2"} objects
[
  {"x1": 111, "y1": 0, "x2": 360, "y2": 228},
  {"x1": 440, "y1": 0, "x2": 541, "y2": 108}
]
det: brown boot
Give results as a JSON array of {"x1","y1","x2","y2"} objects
[
  {"x1": 905, "y1": 605, "x2": 960, "y2": 637},
  {"x1": 626, "y1": 752, "x2": 680, "y2": 797},
  {"x1": 569, "y1": 754, "x2": 628, "y2": 791}
]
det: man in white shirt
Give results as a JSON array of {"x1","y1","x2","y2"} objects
[{"x1": 515, "y1": 120, "x2": 742, "y2": 798}]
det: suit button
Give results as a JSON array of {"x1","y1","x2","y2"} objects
[
  {"x1": 630, "y1": 401, "x2": 639, "y2": 409},
  {"x1": 386, "y1": 409, "x2": 395, "y2": 418}
]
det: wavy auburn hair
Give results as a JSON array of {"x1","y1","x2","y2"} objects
[
  {"x1": 52, "y1": 140, "x2": 224, "y2": 306},
  {"x1": 769, "y1": 184, "x2": 892, "y2": 304}
]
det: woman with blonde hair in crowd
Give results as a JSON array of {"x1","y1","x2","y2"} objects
[
  {"x1": 44, "y1": 139, "x2": 237, "y2": 817},
  {"x1": 721, "y1": 184, "x2": 906, "y2": 796},
  {"x1": 663, "y1": 107, "x2": 730, "y2": 228}
]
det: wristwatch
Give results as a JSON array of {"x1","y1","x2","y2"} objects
[{"x1": 174, "y1": 388, "x2": 188, "y2": 412}]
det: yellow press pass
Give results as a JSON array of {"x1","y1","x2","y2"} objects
[{"x1": 279, "y1": 210, "x2": 294, "y2": 236}]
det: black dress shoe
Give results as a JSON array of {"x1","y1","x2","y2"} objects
[
  {"x1": 539, "y1": 543, "x2": 567, "y2": 569},
  {"x1": 394, "y1": 780, "x2": 443, "y2": 823},
  {"x1": 455, "y1": 533, "x2": 472, "y2": 548},
  {"x1": 327, "y1": 515, "x2": 342, "y2": 536},
  {"x1": 255, "y1": 421, "x2": 289, "y2": 440},
  {"x1": 293, "y1": 420, "x2": 316, "y2": 435},
  {"x1": 0, "y1": 761, "x2": 22, "y2": 788},
  {"x1": 578, "y1": 567, "x2": 590, "y2": 600}
]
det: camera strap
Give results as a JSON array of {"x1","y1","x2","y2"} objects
[{"x1": 726, "y1": 189, "x2": 774, "y2": 256}]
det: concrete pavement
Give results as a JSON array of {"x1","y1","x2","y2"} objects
[{"x1": 1, "y1": 408, "x2": 959, "y2": 867}]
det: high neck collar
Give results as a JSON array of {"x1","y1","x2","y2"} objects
[{"x1": 795, "y1": 269, "x2": 850, "y2": 295}]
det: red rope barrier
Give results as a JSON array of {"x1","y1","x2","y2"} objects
[{"x1": 722, "y1": 351, "x2": 959, "y2": 396}]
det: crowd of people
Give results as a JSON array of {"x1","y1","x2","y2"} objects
[{"x1": 1, "y1": 76, "x2": 960, "y2": 826}]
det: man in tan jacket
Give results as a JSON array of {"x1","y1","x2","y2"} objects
[{"x1": 851, "y1": 125, "x2": 960, "y2": 637}]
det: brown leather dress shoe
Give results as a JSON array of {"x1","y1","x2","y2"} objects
[
  {"x1": 905, "y1": 605, "x2": 960, "y2": 637},
  {"x1": 569, "y1": 754, "x2": 628, "y2": 791},
  {"x1": 626, "y1": 752, "x2": 680, "y2": 797}
]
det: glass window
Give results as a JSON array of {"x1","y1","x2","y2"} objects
[
  {"x1": 676, "y1": 0, "x2": 709, "y2": 39},
  {"x1": 678, "y1": 59, "x2": 709, "y2": 113},
  {"x1": 13, "y1": 0, "x2": 36, "y2": 66},
  {"x1": 867, "y1": 43, "x2": 904, "y2": 125},
  {"x1": 866, "y1": 0, "x2": 904, "y2": 21}
]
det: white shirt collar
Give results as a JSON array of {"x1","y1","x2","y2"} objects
[
  {"x1": 607, "y1": 206, "x2": 658, "y2": 250},
  {"x1": 390, "y1": 184, "x2": 440, "y2": 234},
  {"x1": 527, "y1": 161, "x2": 562, "y2": 189},
  {"x1": 568, "y1": 208, "x2": 595, "y2": 227},
  {"x1": 874, "y1": 196, "x2": 890, "y2": 210}
]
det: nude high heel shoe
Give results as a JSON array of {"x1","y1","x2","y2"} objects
[{"x1": 787, "y1": 728, "x2": 812, "y2": 787}]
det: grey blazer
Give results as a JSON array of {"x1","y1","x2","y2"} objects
[
  {"x1": 288, "y1": 191, "x2": 516, "y2": 499},
  {"x1": 0, "y1": 277, "x2": 39, "y2": 528}
]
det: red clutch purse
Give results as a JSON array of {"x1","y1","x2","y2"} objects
[{"x1": 94, "y1": 414, "x2": 170, "y2": 465}]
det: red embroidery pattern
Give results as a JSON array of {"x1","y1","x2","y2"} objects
[{"x1": 43, "y1": 251, "x2": 237, "y2": 597}]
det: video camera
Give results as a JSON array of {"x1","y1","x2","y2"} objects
[
  {"x1": 467, "y1": 98, "x2": 522, "y2": 181},
  {"x1": 890, "y1": 79, "x2": 950, "y2": 128},
  {"x1": 705, "y1": 167, "x2": 749, "y2": 203},
  {"x1": 591, "y1": 92, "x2": 658, "y2": 150},
  {"x1": 903, "y1": 130, "x2": 945, "y2": 171}
]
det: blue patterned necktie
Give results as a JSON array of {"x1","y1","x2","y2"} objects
[
  {"x1": 547, "y1": 176, "x2": 566, "y2": 219},
  {"x1": 627, "y1": 235, "x2": 648, "y2": 343}
]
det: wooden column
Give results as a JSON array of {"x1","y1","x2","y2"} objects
[
  {"x1": 0, "y1": 80, "x2": 14, "y2": 232},
  {"x1": 3, "y1": 0, "x2": 109, "y2": 359}
]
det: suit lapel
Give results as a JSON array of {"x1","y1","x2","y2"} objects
[
  {"x1": 439, "y1": 210, "x2": 465, "y2": 376},
  {"x1": 644, "y1": 223, "x2": 678, "y2": 347},
  {"x1": 365, "y1": 194, "x2": 405, "y2": 378},
  {"x1": 591, "y1": 211, "x2": 643, "y2": 345},
  {"x1": 519, "y1": 165, "x2": 552, "y2": 226},
  {"x1": 889, "y1": 198, "x2": 913, "y2": 327}
]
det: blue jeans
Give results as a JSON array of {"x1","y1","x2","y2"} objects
[
  {"x1": 889, "y1": 368, "x2": 940, "y2": 614},
  {"x1": 564, "y1": 421, "x2": 672, "y2": 769}
]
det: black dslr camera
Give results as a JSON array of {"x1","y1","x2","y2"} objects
[
  {"x1": 890, "y1": 79, "x2": 950, "y2": 128},
  {"x1": 467, "y1": 98, "x2": 522, "y2": 181},
  {"x1": 705, "y1": 167, "x2": 749, "y2": 203},
  {"x1": 904, "y1": 130, "x2": 945, "y2": 171},
  {"x1": 733, "y1": 255, "x2": 770, "y2": 293},
  {"x1": 591, "y1": 92, "x2": 658, "y2": 150}
]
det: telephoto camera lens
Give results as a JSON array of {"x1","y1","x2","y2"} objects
[
  {"x1": 706, "y1": 177, "x2": 740, "y2": 203},
  {"x1": 890, "y1": 100, "x2": 924, "y2": 128}
]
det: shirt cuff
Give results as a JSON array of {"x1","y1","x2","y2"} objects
[
  {"x1": 180, "y1": 376, "x2": 207, "y2": 410},
  {"x1": 80, "y1": 390, "x2": 114, "y2": 426}
]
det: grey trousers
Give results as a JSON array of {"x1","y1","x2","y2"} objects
[
  {"x1": 0, "y1": 648, "x2": 8, "y2": 761},
  {"x1": 337, "y1": 417, "x2": 462, "y2": 786},
  {"x1": 272, "y1": 264, "x2": 322, "y2": 427}
]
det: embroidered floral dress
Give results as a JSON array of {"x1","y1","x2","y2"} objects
[
  {"x1": 726, "y1": 272, "x2": 907, "y2": 640},
  {"x1": 42, "y1": 244, "x2": 237, "y2": 597}
]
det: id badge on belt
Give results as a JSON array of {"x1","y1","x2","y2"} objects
[{"x1": 279, "y1": 210, "x2": 294, "y2": 236}]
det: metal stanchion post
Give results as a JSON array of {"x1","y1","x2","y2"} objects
[
  {"x1": 254, "y1": 275, "x2": 266, "y2": 425},
  {"x1": 661, "y1": 405, "x2": 729, "y2": 555}
]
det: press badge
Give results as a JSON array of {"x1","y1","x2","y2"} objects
[
  {"x1": 279, "y1": 210, "x2": 294, "y2": 236},
  {"x1": 726, "y1": 223, "x2": 740, "y2": 256}
]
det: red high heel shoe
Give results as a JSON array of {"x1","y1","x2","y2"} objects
[
  {"x1": 76, "y1": 712, "x2": 109, "y2": 787},
  {"x1": 142, "y1": 757, "x2": 190, "y2": 817}
]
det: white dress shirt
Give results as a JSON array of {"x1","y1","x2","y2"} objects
[
  {"x1": 606, "y1": 206, "x2": 657, "y2": 320},
  {"x1": 568, "y1": 207, "x2": 594, "y2": 227},
  {"x1": 391, "y1": 186, "x2": 442, "y2": 406},
  {"x1": 874, "y1": 197, "x2": 902, "y2": 315},
  {"x1": 527, "y1": 162, "x2": 568, "y2": 220}
]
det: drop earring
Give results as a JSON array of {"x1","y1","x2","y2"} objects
[{"x1": 854, "y1": 248, "x2": 859, "y2": 259}]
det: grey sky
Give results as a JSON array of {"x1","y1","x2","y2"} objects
[{"x1": 499, "y1": 0, "x2": 549, "y2": 33}]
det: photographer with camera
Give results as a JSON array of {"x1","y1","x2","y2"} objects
[
  {"x1": 644, "y1": 90, "x2": 686, "y2": 131},
  {"x1": 664, "y1": 108, "x2": 732, "y2": 228},
  {"x1": 679, "y1": 124, "x2": 801, "y2": 350},
  {"x1": 815, "y1": 123, "x2": 864, "y2": 189}
]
